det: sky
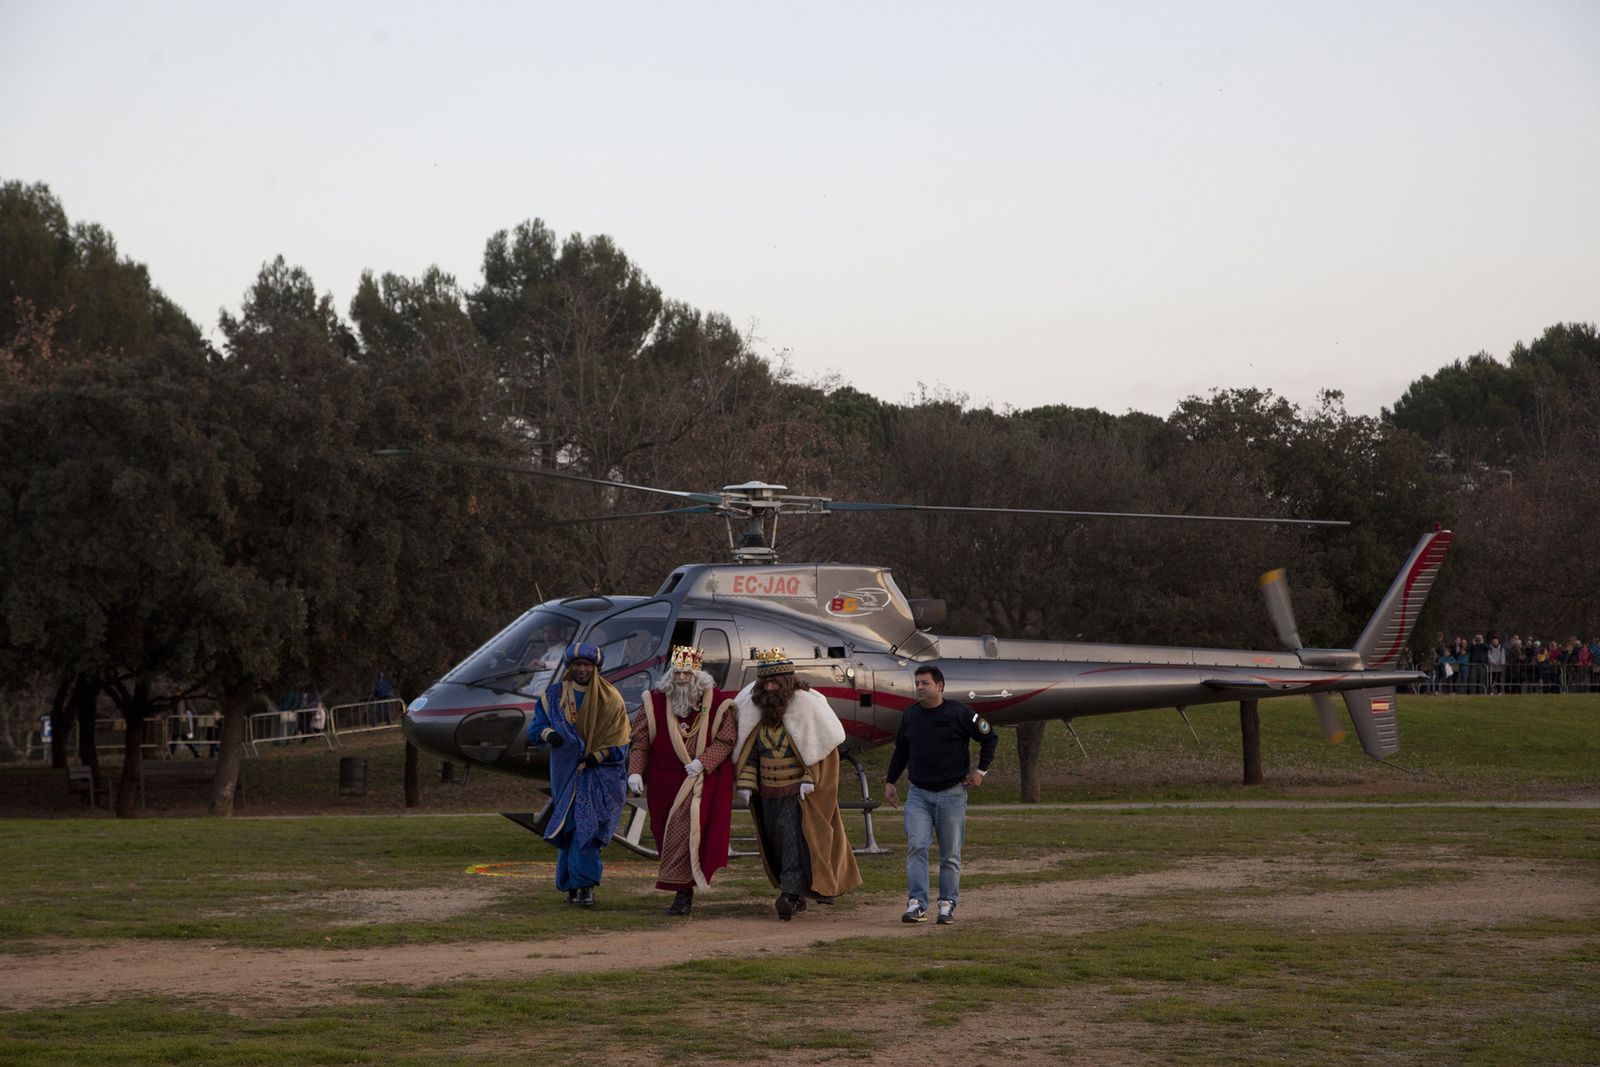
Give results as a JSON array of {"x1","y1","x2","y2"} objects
[{"x1": 3, "y1": 0, "x2": 1597, "y2": 419}]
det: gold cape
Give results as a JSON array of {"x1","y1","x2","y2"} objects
[
  {"x1": 733, "y1": 737, "x2": 863, "y2": 898},
  {"x1": 559, "y1": 675, "x2": 631, "y2": 759}
]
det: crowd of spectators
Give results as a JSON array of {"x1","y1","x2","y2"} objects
[{"x1": 1417, "y1": 632, "x2": 1600, "y2": 694}]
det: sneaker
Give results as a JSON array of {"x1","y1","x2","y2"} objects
[
  {"x1": 901, "y1": 898, "x2": 927, "y2": 923},
  {"x1": 936, "y1": 899, "x2": 956, "y2": 925},
  {"x1": 576, "y1": 886, "x2": 595, "y2": 907}
]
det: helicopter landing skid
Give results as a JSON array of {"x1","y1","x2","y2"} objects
[
  {"x1": 502, "y1": 801, "x2": 663, "y2": 859},
  {"x1": 843, "y1": 750, "x2": 890, "y2": 856}
]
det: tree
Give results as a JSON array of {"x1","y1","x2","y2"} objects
[
  {"x1": 0, "y1": 179, "x2": 199, "y2": 376},
  {"x1": 1386, "y1": 322, "x2": 1600, "y2": 470},
  {"x1": 0, "y1": 341, "x2": 295, "y2": 814}
]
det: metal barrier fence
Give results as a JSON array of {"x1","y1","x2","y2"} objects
[
  {"x1": 328, "y1": 698, "x2": 405, "y2": 740},
  {"x1": 1415, "y1": 662, "x2": 1599, "y2": 695},
  {"x1": 13, "y1": 694, "x2": 405, "y2": 763},
  {"x1": 93, "y1": 715, "x2": 166, "y2": 755},
  {"x1": 246, "y1": 707, "x2": 334, "y2": 756}
]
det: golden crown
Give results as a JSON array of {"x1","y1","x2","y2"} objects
[
  {"x1": 754, "y1": 647, "x2": 795, "y2": 677},
  {"x1": 669, "y1": 645, "x2": 704, "y2": 671}
]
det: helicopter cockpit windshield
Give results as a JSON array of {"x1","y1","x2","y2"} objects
[{"x1": 445, "y1": 609, "x2": 579, "y2": 694}]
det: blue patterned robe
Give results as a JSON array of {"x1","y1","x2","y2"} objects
[{"x1": 527, "y1": 683, "x2": 628, "y2": 890}]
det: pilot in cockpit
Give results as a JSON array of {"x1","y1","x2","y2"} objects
[{"x1": 531, "y1": 623, "x2": 570, "y2": 670}]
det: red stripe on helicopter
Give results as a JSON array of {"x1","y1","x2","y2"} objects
[
  {"x1": 407, "y1": 701, "x2": 535, "y2": 719},
  {"x1": 1081, "y1": 664, "x2": 1354, "y2": 688},
  {"x1": 1249, "y1": 674, "x2": 1348, "y2": 686},
  {"x1": 840, "y1": 719, "x2": 895, "y2": 742},
  {"x1": 1371, "y1": 531, "x2": 1452, "y2": 668},
  {"x1": 1081, "y1": 664, "x2": 1214, "y2": 675},
  {"x1": 813, "y1": 685, "x2": 1048, "y2": 715},
  {"x1": 813, "y1": 685, "x2": 915, "y2": 711}
]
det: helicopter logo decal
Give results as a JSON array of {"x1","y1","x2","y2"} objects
[{"x1": 825, "y1": 587, "x2": 892, "y2": 617}]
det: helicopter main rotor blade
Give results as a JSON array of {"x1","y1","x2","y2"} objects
[
  {"x1": 373, "y1": 449, "x2": 724, "y2": 505},
  {"x1": 501, "y1": 505, "x2": 716, "y2": 533},
  {"x1": 824, "y1": 501, "x2": 1348, "y2": 528},
  {"x1": 545, "y1": 505, "x2": 717, "y2": 526}
]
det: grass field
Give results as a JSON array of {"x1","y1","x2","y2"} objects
[
  {"x1": 5, "y1": 692, "x2": 1595, "y2": 820},
  {"x1": 0, "y1": 693, "x2": 1595, "y2": 1064}
]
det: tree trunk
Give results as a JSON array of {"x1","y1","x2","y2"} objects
[
  {"x1": 48, "y1": 673, "x2": 74, "y2": 770},
  {"x1": 1015, "y1": 720, "x2": 1047, "y2": 803},
  {"x1": 116, "y1": 709, "x2": 148, "y2": 816},
  {"x1": 1240, "y1": 699, "x2": 1262, "y2": 786},
  {"x1": 209, "y1": 684, "x2": 252, "y2": 816},
  {"x1": 404, "y1": 742, "x2": 419, "y2": 807},
  {"x1": 73, "y1": 678, "x2": 100, "y2": 776}
]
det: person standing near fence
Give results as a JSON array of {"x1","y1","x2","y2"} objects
[
  {"x1": 883, "y1": 664, "x2": 998, "y2": 926},
  {"x1": 371, "y1": 671, "x2": 396, "y2": 725},
  {"x1": 171, "y1": 699, "x2": 202, "y2": 757}
]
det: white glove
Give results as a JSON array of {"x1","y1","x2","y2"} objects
[
  {"x1": 683, "y1": 758, "x2": 704, "y2": 777},
  {"x1": 799, "y1": 781, "x2": 815, "y2": 800},
  {"x1": 736, "y1": 788, "x2": 752, "y2": 806},
  {"x1": 627, "y1": 773, "x2": 644, "y2": 796}
]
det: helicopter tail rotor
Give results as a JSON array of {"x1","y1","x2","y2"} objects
[{"x1": 1260, "y1": 568, "x2": 1348, "y2": 745}]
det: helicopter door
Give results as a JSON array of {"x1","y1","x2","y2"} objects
[
  {"x1": 846, "y1": 664, "x2": 900, "y2": 745},
  {"x1": 586, "y1": 601, "x2": 672, "y2": 711},
  {"x1": 668, "y1": 618, "x2": 737, "y2": 690}
]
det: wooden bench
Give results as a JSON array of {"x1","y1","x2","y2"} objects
[{"x1": 140, "y1": 760, "x2": 243, "y2": 808}]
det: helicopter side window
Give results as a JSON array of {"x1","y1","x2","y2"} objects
[
  {"x1": 697, "y1": 627, "x2": 732, "y2": 689},
  {"x1": 586, "y1": 601, "x2": 671, "y2": 708}
]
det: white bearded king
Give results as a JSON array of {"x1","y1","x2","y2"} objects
[
  {"x1": 627, "y1": 645, "x2": 740, "y2": 914},
  {"x1": 657, "y1": 646, "x2": 716, "y2": 719}
]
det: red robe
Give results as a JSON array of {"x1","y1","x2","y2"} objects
[{"x1": 628, "y1": 689, "x2": 738, "y2": 890}]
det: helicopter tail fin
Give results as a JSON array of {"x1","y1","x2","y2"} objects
[
  {"x1": 1342, "y1": 686, "x2": 1400, "y2": 759},
  {"x1": 1354, "y1": 528, "x2": 1453, "y2": 669}
]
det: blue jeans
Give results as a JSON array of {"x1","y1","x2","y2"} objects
[{"x1": 904, "y1": 783, "x2": 967, "y2": 907}]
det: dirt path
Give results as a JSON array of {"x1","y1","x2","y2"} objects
[{"x1": 7, "y1": 855, "x2": 1593, "y2": 1012}]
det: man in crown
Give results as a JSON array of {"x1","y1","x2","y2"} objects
[
  {"x1": 732, "y1": 649, "x2": 862, "y2": 920},
  {"x1": 526, "y1": 642, "x2": 632, "y2": 907},
  {"x1": 627, "y1": 646, "x2": 740, "y2": 916}
]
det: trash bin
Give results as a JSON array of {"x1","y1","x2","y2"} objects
[{"x1": 338, "y1": 757, "x2": 367, "y2": 797}]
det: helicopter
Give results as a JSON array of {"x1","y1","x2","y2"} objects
[{"x1": 393, "y1": 452, "x2": 1450, "y2": 848}]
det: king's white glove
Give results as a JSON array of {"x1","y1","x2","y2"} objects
[
  {"x1": 627, "y1": 773, "x2": 645, "y2": 796},
  {"x1": 683, "y1": 759, "x2": 704, "y2": 777},
  {"x1": 736, "y1": 788, "x2": 752, "y2": 806},
  {"x1": 799, "y1": 781, "x2": 815, "y2": 800}
]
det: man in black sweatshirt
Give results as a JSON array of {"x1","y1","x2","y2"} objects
[{"x1": 883, "y1": 664, "x2": 997, "y2": 925}]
